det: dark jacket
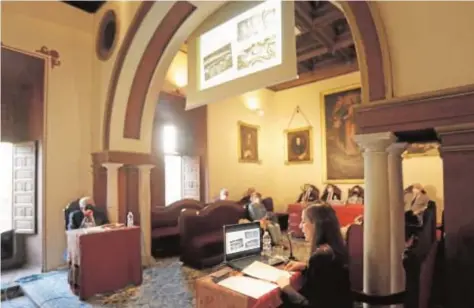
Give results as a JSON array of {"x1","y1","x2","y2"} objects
[
  {"x1": 281, "y1": 246, "x2": 353, "y2": 308},
  {"x1": 67, "y1": 207, "x2": 109, "y2": 230}
]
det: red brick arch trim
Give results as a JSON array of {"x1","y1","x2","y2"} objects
[
  {"x1": 123, "y1": 2, "x2": 196, "y2": 139},
  {"x1": 102, "y1": 2, "x2": 154, "y2": 150}
]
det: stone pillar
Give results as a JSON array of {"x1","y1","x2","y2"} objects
[
  {"x1": 138, "y1": 164, "x2": 155, "y2": 266},
  {"x1": 436, "y1": 124, "x2": 474, "y2": 308},
  {"x1": 354, "y1": 132, "x2": 396, "y2": 307},
  {"x1": 102, "y1": 163, "x2": 123, "y2": 223},
  {"x1": 387, "y1": 142, "x2": 407, "y2": 307}
]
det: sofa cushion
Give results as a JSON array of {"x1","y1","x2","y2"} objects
[
  {"x1": 151, "y1": 226, "x2": 180, "y2": 239},
  {"x1": 191, "y1": 231, "x2": 223, "y2": 249}
]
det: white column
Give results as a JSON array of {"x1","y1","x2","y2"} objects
[
  {"x1": 102, "y1": 163, "x2": 123, "y2": 224},
  {"x1": 354, "y1": 132, "x2": 396, "y2": 308},
  {"x1": 387, "y1": 143, "x2": 407, "y2": 308},
  {"x1": 138, "y1": 164, "x2": 154, "y2": 267}
]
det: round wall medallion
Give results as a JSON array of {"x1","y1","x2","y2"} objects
[{"x1": 96, "y1": 10, "x2": 118, "y2": 61}]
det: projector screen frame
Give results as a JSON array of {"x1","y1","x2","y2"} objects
[{"x1": 186, "y1": 0, "x2": 297, "y2": 110}]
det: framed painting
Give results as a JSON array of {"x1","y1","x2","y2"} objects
[
  {"x1": 320, "y1": 84, "x2": 364, "y2": 183},
  {"x1": 285, "y1": 126, "x2": 313, "y2": 164},
  {"x1": 403, "y1": 142, "x2": 440, "y2": 158},
  {"x1": 238, "y1": 121, "x2": 260, "y2": 163}
]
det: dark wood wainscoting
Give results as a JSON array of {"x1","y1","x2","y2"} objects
[{"x1": 151, "y1": 91, "x2": 208, "y2": 207}]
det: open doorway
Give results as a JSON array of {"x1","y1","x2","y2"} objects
[{"x1": 1, "y1": 47, "x2": 45, "y2": 283}]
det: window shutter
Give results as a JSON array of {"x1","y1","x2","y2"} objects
[
  {"x1": 181, "y1": 156, "x2": 200, "y2": 201},
  {"x1": 12, "y1": 141, "x2": 37, "y2": 234}
]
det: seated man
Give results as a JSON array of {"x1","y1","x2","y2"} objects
[
  {"x1": 239, "y1": 187, "x2": 256, "y2": 205},
  {"x1": 68, "y1": 197, "x2": 108, "y2": 230},
  {"x1": 247, "y1": 192, "x2": 282, "y2": 245},
  {"x1": 217, "y1": 188, "x2": 229, "y2": 201}
]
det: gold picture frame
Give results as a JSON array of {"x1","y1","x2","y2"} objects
[
  {"x1": 320, "y1": 84, "x2": 364, "y2": 184},
  {"x1": 284, "y1": 126, "x2": 313, "y2": 165},
  {"x1": 402, "y1": 142, "x2": 440, "y2": 159},
  {"x1": 238, "y1": 121, "x2": 261, "y2": 163}
]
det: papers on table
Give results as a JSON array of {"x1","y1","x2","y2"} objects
[
  {"x1": 242, "y1": 261, "x2": 291, "y2": 283},
  {"x1": 218, "y1": 276, "x2": 278, "y2": 299}
]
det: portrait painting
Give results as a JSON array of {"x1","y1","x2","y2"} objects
[
  {"x1": 403, "y1": 142, "x2": 440, "y2": 158},
  {"x1": 238, "y1": 121, "x2": 260, "y2": 163},
  {"x1": 321, "y1": 85, "x2": 364, "y2": 183},
  {"x1": 285, "y1": 127, "x2": 312, "y2": 164}
]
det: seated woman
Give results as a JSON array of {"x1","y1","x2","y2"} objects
[
  {"x1": 347, "y1": 185, "x2": 364, "y2": 205},
  {"x1": 247, "y1": 192, "x2": 282, "y2": 245},
  {"x1": 276, "y1": 203, "x2": 353, "y2": 308}
]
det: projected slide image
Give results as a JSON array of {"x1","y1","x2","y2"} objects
[
  {"x1": 229, "y1": 238, "x2": 244, "y2": 252},
  {"x1": 245, "y1": 239, "x2": 259, "y2": 249},
  {"x1": 245, "y1": 230, "x2": 260, "y2": 239},
  {"x1": 237, "y1": 35, "x2": 276, "y2": 70},
  {"x1": 203, "y1": 43, "x2": 233, "y2": 81},
  {"x1": 237, "y1": 7, "x2": 277, "y2": 43}
]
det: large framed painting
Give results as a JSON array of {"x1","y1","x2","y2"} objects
[
  {"x1": 321, "y1": 84, "x2": 363, "y2": 183},
  {"x1": 238, "y1": 121, "x2": 260, "y2": 163},
  {"x1": 403, "y1": 142, "x2": 440, "y2": 158},
  {"x1": 284, "y1": 126, "x2": 313, "y2": 164}
]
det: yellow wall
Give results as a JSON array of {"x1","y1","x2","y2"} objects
[
  {"x1": 376, "y1": 1, "x2": 474, "y2": 96},
  {"x1": 1, "y1": 1, "x2": 95, "y2": 270},
  {"x1": 207, "y1": 72, "x2": 444, "y2": 216}
]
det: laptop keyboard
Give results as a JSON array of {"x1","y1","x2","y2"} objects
[{"x1": 229, "y1": 255, "x2": 287, "y2": 271}]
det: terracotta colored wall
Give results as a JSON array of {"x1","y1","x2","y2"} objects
[{"x1": 150, "y1": 92, "x2": 208, "y2": 207}]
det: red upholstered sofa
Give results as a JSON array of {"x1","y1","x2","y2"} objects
[
  {"x1": 151, "y1": 199, "x2": 204, "y2": 255},
  {"x1": 179, "y1": 200, "x2": 246, "y2": 268}
]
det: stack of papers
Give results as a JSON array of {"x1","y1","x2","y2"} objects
[
  {"x1": 218, "y1": 276, "x2": 277, "y2": 299},
  {"x1": 242, "y1": 261, "x2": 291, "y2": 283}
]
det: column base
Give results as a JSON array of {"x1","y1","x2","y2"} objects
[{"x1": 141, "y1": 255, "x2": 156, "y2": 268}]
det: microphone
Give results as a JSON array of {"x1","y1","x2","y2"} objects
[{"x1": 286, "y1": 231, "x2": 297, "y2": 261}]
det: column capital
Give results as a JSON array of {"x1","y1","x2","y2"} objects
[
  {"x1": 137, "y1": 164, "x2": 155, "y2": 172},
  {"x1": 102, "y1": 162, "x2": 123, "y2": 170},
  {"x1": 354, "y1": 132, "x2": 396, "y2": 152},
  {"x1": 387, "y1": 142, "x2": 408, "y2": 156}
]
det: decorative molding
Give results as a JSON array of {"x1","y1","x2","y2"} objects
[
  {"x1": 92, "y1": 151, "x2": 154, "y2": 166},
  {"x1": 35, "y1": 46, "x2": 61, "y2": 68},
  {"x1": 355, "y1": 85, "x2": 474, "y2": 134}
]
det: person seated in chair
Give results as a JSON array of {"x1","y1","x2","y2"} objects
[
  {"x1": 346, "y1": 185, "x2": 364, "y2": 205},
  {"x1": 321, "y1": 184, "x2": 342, "y2": 204},
  {"x1": 405, "y1": 183, "x2": 430, "y2": 226},
  {"x1": 68, "y1": 197, "x2": 108, "y2": 230},
  {"x1": 217, "y1": 188, "x2": 229, "y2": 201},
  {"x1": 247, "y1": 192, "x2": 282, "y2": 245},
  {"x1": 297, "y1": 185, "x2": 319, "y2": 203},
  {"x1": 239, "y1": 187, "x2": 256, "y2": 205},
  {"x1": 276, "y1": 203, "x2": 353, "y2": 308}
]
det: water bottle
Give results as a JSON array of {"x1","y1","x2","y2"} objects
[
  {"x1": 127, "y1": 211, "x2": 134, "y2": 227},
  {"x1": 262, "y1": 231, "x2": 272, "y2": 257}
]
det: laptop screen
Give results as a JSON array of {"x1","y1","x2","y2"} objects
[{"x1": 224, "y1": 222, "x2": 261, "y2": 261}]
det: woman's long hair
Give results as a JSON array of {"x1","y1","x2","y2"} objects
[{"x1": 304, "y1": 203, "x2": 348, "y2": 262}]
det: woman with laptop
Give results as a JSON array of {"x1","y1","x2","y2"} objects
[{"x1": 276, "y1": 203, "x2": 353, "y2": 308}]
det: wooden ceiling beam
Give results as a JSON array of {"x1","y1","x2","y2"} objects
[
  {"x1": 267, "y1": 61, "x2": 359, "y2": 92},
  {"x1": 297, "y1": 31, "x2": 353, "y2": 62},
  {"x1": 312, "y1": 9, "x2": 344, "y2": 28}
]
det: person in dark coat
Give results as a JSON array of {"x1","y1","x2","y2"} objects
[
  {"x1": 68, "y1": 197, "x2": 108, "y2": 230},
  {"x1": 276, "y1": 203, "x2": 353, "y2": 308}
]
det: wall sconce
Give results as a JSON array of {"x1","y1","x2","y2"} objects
[
  {"x1": 244, "y1": 97, "x2": 264, "y2": 116},
  {"x1": 173, "y1": 71, "x2": 187, "y2": 95}
]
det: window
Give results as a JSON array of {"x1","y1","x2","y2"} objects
[
  {"x1": 0, "y1": 143, "x2": 13, "y2": 233},
  {"x1": 162, "y1": 125, "x2": 200, "y2": 205},
  {"x1": 0, "y1": 142, "x2": 37, "y2": 234}
]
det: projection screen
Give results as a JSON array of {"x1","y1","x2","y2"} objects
[{"x1": 186, "y1": 0, "x2": 296, "y2": 110}]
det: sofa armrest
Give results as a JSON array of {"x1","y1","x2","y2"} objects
[{"x1": 178, "y1": 208, "x2": 201, "y2": 251}]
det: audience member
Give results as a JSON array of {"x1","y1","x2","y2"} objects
[
  {"x1": 68, "y1": 197, "x2": 108, "y2": 230},
  {"x1": 405, "y1": 183, "x2": 430, "y2": 226},
  {"x1": 239, "y1": 187, "x2": 256, "y2": 204},
  {"x1": 247, "y1": 192, "x2": 282, "y2": 245},
  {"x1": 297, "y1": 185, "x2": 318, "y2": 203},
  {"x1": 347, "y1": 186, "x2": 364, "y2": 205},
  {"x1": 277, "y1": 203, "x2": 353, "y2": 308},
  {"x1": 218, "y1": 188, "x2": 229, "y2": 201}
]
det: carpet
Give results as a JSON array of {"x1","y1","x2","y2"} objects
[{"x1": 4, "y1": 237, "x2": 310, "y2": 307}]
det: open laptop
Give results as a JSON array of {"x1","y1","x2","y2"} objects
[{"x1": 224, "y1": 222, "x2": 284, "y2": 271}]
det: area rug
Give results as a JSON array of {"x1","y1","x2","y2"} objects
[{"x1": 17, "y1": 270, "x2": 94, "y2": 308}]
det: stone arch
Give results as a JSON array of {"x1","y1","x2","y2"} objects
[{"x1": 102, "y1": 0, "x2": 392, "y2": 152}]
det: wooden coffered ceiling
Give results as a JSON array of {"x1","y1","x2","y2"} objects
[{"x1": 269, "y1": 1, "x2": 358, "y2": 91}]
